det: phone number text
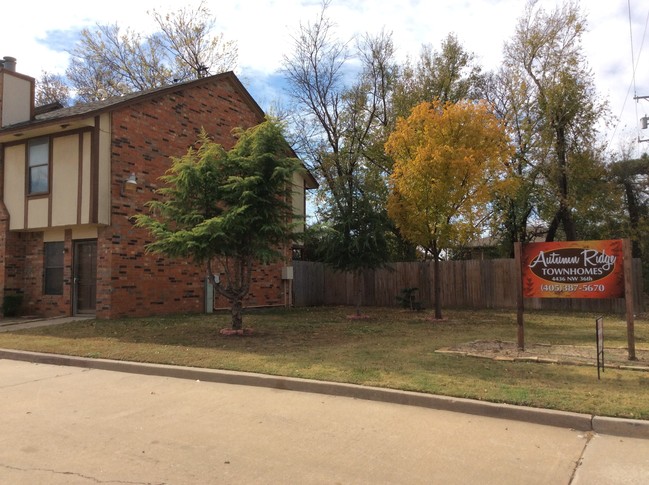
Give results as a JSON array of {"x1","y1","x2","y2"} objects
[{"x1": 540, "y1": 284, "x2": 605, "y2": 293}]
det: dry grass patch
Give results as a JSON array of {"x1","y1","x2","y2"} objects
[{"x1": 0, "y1": 307, "x2": 648, "y2": 419}]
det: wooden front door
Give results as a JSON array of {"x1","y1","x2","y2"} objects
[{"x1": 74, "y1": 240, "x2": 97, "y2": 315}]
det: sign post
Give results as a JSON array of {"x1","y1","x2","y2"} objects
[
  {"x1": 623, "y1": 240, "x2": 636, "y2": 360},
  {"x1": 596, "y1": 316, "x2": 604, "y2": 379},
  {"x1": 514, "y1": 242, "x2": 525, "y2": 351}
]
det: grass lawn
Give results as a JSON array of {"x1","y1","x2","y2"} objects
[{"x1": 1, "y1": 306, "x2": 648, "y2": 419}]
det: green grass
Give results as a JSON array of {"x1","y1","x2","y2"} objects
[{"x1": 0, "y1": 307, "x2": 648, "y2": 419}]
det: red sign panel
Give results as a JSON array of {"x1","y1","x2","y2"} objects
[{"x1": 522, "y1": 240, "x2": 625, "y2": 299}]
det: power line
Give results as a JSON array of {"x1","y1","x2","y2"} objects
[
  {"x1": 630, "y1": 1, "x2": 649, "y2": 146},
  {"x1": 607, "y1": 1, "x2": 646, "y2": 150},
  {"x1": 629, "y1": 0, "x2": 638, "y2": 100}
]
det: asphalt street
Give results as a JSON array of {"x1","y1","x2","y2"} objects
[{"x1": 1, "y1": 358, "x2": 648, "y2": 484}]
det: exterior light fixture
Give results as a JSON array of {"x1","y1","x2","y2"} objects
[{"x1": 121, "y1": 172, "x2": 137, "y2": 196}]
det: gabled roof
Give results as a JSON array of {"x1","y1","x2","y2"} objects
[
  {"x1": 0, "y1": 71, "x2": 265, "y2": 135},
  {"x1": 0, "y1": 71, "x2": 319, "y2": 189}
]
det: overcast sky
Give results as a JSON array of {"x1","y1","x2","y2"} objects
[{"x1": 2, "y1": 0, "x2": 649, "y2": 156}]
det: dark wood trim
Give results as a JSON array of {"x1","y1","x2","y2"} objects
[
  {"x1": 23, "y1": 143, "x2": 28, "y2": 229},
  {"x1": 0, "y1": 146, "x2": 4, "y2": 203},
  {"x1": 90, "y1": 116, "x2": 100, "y2": 224},
  {"x1": 77, "y1": 133, "x2": 84, "y2": 225},
  {"x1": 29, "y1": 77, "x2": 35, "y2": 121},
  {"x1": 3, "y1": 127, "x2": 92, "y2": 147},
  {"x1": 47, "y1": 138, "x2": 53, "y2": 227},
  {"x1": 51, "y1": 127, "x2": 93, "y2": 139},
  {"x1": 2, "y1": 138, "x2": 28, "y2": 148},
  {"x1": 10, "y1": 128, "x2": 96, "y2": 230},
  {"x1": 1, "y1": 69, "x2": 35, "y2": 83}
]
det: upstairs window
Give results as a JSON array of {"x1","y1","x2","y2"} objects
[
  {"x1": 44, "y1": 241, "x2": 64, "y2": 295},
  {"x1": 28, "y1": 137, "x2": 49, "y2": 194}
]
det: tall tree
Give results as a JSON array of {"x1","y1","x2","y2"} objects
[
  {"x1": 484, "y1": 66, "x2": 546, "y2": 256},
  {"x1": 385, "y1": 100, "x2": 514, "y2": 319},
  {"x1": 67, "y1": 24, "x2": 172, "y2": 101},
  {"x1": 282, "y1": 2, "x2": 398, "y2": 312},
  {"x1": 35, "y1": 71, "x2": 71, "y2": 107},
  {"x1": 134, "y1": 120, "x2": 301, "y2": 330},
  {"x1": 150, "y1": 1, "x2": 238, "y2": 80},
  {"x1": 392, "y1": 33, "x2": 485, "y2": 119},
  {"x1": 503, "y1": 0, "x2": 609, "y2": 241},
  {"x1": 66, "y1": 1, "x2": 237, "y2": 102}
]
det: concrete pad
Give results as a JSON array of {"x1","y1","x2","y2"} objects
[
  {"x1": 0, "y1": 359, "x2": 587, "y2": 484},
  {"x1": 572, "y1": 434, "x2": 649, "y2": 485}
]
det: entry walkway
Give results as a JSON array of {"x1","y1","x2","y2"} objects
[
  {"x1": 0, "y1": 315, "x2": 94, "y2": 333},
  {"x1": 1, "y1": 359, "x2": 648, "y2": 484}
]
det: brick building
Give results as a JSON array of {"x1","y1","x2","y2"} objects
[{"x1": 0, "y1": 57, "x2": 316, "y2": 319}]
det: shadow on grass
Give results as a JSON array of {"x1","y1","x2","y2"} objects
[
  {"x1": 8, "y1": 307, "x2": 644, "y2": 358},
  {"x1": 10, "y1": 307, "x2": 521, "y2": 352}
]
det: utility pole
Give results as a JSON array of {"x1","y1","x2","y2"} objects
[{"x1": 634, "y1": 95, "x2": 649, "y2": 143}]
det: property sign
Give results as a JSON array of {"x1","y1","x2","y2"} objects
[{"x1": 522, "y1": 240, "x2": 625, "y2": 299}]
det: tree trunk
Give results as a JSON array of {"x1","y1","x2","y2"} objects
[
  {"x1": 433, "y1": 252, "x2": 442, "y2": 320},
  {"x1": 231, "y1": 297, "x2": 243, "y2": 330},
  {"x1": 560, "y1": 205, "x2": 577, "y2": 241},
  {"x1": 623, "y1": 181, "x2": 643, "y2": 257},
  {"x1": 545, "y1": 213, "x2": 560, "y2": 242},
  {"x1": 209, "y1": 257, "x2": 252, "y2": 331},
  {"x1": 554, "y1": 124, "x2": 577, "y2": 241},
  {"x1": 354, "y1": 270, "x2": 363, "y2": 316}
]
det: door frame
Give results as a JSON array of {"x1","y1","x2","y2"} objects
[{"x1": 72, "y1": 239, "x2": 97, "y2": 316}]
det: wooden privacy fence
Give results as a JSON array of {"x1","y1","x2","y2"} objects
[{"x1": 292, "y1": 259, "x2": 645, "y2": 313}]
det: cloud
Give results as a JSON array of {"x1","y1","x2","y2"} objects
[
  {"x1": 2, "y1": 0, "x2": 648, "y2": 154},
  {"x1": 37, "y1": 29, "x2": 82, "y2": 53}
]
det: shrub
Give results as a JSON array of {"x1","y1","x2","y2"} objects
[
  {"x1": 396, "y1": 287, "x2": 422, "y2": 311},
  {"x1": 2, "y1": 293, "x2": 23, "y2": 317}
]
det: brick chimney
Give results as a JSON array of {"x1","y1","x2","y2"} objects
[{"x1": 0, "y1": 56, "x2": 35, "y2": 128}]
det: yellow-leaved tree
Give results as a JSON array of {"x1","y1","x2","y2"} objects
[{"x1": 385, "y1": 100, "x2": 515, "y2": 319}]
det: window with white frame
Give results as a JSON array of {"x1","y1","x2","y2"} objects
[{"x1": 28, "y1": 137, "x2": 49, "y2": 194}]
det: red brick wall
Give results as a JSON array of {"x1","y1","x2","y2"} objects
[
  {"x1": 0, "y1": 229, "x2": 73, "y2": 318},
  {"x1": 212, "y1": 257, "x2": 292, "y2": 311},
  {"x1": 24, "y1": 231, "x2": 73, "y2": 317},
  {"x1": 0, "y1": 204, "x2": 25, "y2": 309},
  {"x1": 0, "y1": 75, "x2": 292, "y2": 320},
  {"x1": 99, "y1": 75, "x2": 290, "y2": 319}
]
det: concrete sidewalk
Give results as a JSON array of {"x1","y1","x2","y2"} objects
[
  {"x1": 0, "y1": 316, "x2": 94, "y2": 333},
  {"x1": 2, "y1": 358, "x2": 649, "y2": 484},
  {"x1": 2, "y1": 347, "x2": 649, "y2": 440}
]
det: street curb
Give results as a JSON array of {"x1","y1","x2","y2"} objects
[
  {"x1": 2, "y1": 348, "x2": 648, "y2": 439},
  {"x1": 592, "y1": 416, "x2": 649, "y2": 439}
]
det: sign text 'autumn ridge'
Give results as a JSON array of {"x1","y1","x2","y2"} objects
[{"x1": 522, "y1": 240, "x2": 625, "y2": 299}]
